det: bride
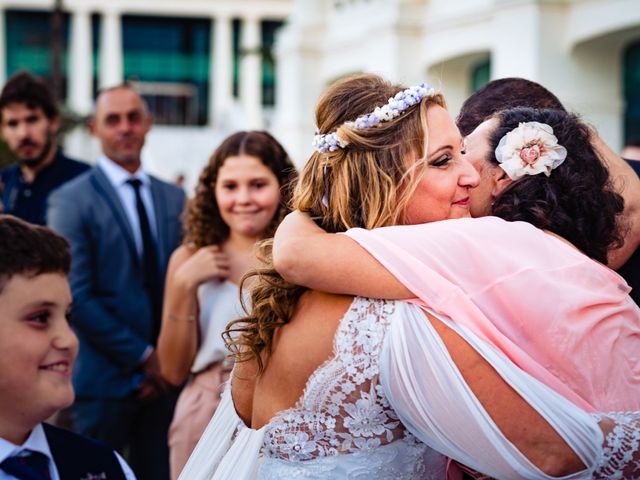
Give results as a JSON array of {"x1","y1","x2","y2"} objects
[{"x1": 180, "y1": 74, "x2": 640, "y2": 479}]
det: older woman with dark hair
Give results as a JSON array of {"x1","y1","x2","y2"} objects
[
  {"x1": 455, "y1": 77, "x2": 640, "y2": 306},
  {"x1": 465, "y1": 107, "x2": 624, "y2": 264},
  {"x1": 157, "y1": 130, "x2": 296, "y2": 479}
]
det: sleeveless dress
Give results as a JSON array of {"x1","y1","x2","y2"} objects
[{"x1": 180, "y1": 298, "x2": 640, "y2": 479}]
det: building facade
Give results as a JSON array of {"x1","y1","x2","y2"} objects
[
  {"x1": 273, "y1": 0, "x2": 640, "y2": 164},
  {"x1": 1, "y1": 0, "x2": 638, "y2": 183},
  {"x1": 0, "y1": 0, "x2": 292, "y2": 187}
]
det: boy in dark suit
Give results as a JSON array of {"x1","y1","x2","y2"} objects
[{"x1": 0, "y1": 215, "x2": 135, "y2": 479}]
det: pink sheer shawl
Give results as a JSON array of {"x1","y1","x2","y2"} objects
[{"x1": 344, "y1": 216, "x2": 640, "y2": 413}]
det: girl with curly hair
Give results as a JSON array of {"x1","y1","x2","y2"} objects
[{"x1": 157, "y1": 130, "x2": 296, "y2": 479}]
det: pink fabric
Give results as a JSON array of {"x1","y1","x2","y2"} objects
[
  {"x1": 169, "y1": 363, "x2": 231, "y2": 480},
  {"x1": 344, "y1": 216, "x2": 640, "y2": 413}
]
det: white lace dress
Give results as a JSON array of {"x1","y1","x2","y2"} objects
[{"x1": 180, "y1": 298, "x2": 640, "y2": 480}]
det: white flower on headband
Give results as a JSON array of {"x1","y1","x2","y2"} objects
[
  {"x1": 495, "y1": 122, "x2": 567, "y2": 180},
  {"x1": 312, "y1": 82, "x2": 436, "y2": 154}
]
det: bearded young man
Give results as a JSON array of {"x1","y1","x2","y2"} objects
[{"x1": 0, "y1": 72, "x2": 89, "y2": 225}]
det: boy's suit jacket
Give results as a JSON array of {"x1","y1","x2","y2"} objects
[{"x1": 43, "y1": 423, "x2": 126, "y2": 479}]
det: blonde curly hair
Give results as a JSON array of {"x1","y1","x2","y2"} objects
[{"x1": 224, "y1": 74, "x2": 446, "y2": 374}]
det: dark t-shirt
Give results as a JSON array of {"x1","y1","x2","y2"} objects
[
  {"x1": 626, "y1": 158, "x2": 640, "y2": 177},
  {"x1": 0, "y1": 150, "x2": 89, "y2": 225},
  {"x1": 618, "y1": 158, "x2": 639, "y2": 306}
]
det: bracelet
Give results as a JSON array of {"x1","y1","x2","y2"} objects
[{"x1": 168, "y1": 313, "x2": 197, "y2": 323}]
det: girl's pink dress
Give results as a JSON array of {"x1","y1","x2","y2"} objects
[{"x1": 344, "y1": 216, "x2": 640, "y2": 413}]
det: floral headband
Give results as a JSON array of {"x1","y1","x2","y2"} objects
[
  {"x1": 495, "y1": 121, "x2": 567, "y2": 180},
  {"x1": 312, "y1": 82, "x2": 436, "y2": 154}
]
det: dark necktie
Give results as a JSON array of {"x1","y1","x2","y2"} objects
[
  {"x1": 0, "y1": 450, "x2": 51, "y2": 480},
  {"x1": 126, "y1": 178, "x2": 162, "y2": 340}
]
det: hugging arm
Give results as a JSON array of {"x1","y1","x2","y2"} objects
[
  {"x1": 381, "y1": 304, "x2": 640, "y2": 479},
  {"x1": 273, "y1": 211, "x2": 412, "y2": 299}
]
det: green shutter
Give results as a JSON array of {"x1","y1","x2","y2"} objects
[
  {"x1": 120, "y1": 15, "x2": 211, "y2": 125},
  {"x1": 5, "y1": 10, "x2": 69, "y2": 93},
  {"x1": 261, "y1": 20, "x2": 284, "y2": 106},
  {"x1": 470, "y1": 58, "x2": 491, "y2": 93}
]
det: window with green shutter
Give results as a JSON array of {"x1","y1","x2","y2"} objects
[
  {"x1": 261, "y1": 20, "x2": 284, "y2": 106},
  {"x1": 5, "y1": 9, "x2": 70, "y2": 97},
  {"x1": 470, "y1": 58, "x2": 491, "y2": 94},
  {"x1": 121, "y1": 15, "x2": 211, "y2": 126}
]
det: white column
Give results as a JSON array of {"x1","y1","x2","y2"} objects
[
  {"x1": 210, "y1": 14, "x2": 233, "y2": 127},
  {"x1": 99, "y1": 8, "x2": 123, "y2": 88},
  {"x1": 68, "y1": 7, "x2": 93, "y2": 115},
  {"x1": 0, "y1": 8, "x2": 6, "y2": 86},
  {"x1": 492, "y1": 1, "x2": 540, "y2": 80},
  {"x1": 240, "y1": 15, "x2": 262, "y2": 129},
  {"x1": 271, "y1": 0, "x2": 325, "y2": 166}
]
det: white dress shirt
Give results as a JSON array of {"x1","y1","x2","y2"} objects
[
  {"x1": 0, "y1": 423, "x2": 136, "y2": 480},
  {"x1": 97, "y1": 155, "x2": 158, "y2": 259}
]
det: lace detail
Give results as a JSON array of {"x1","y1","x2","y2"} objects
[
  {"x1": 259, "y1": 437, "x2": 445, "y2": 479},
  {"x1": 593, "y1": 412, "x2": 640, "y2": 479},
  {"x1": 262, "y1": 298, "x2": 437, "y2": 477}
]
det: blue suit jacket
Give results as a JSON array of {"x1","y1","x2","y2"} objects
[{"x1": 47, "y1": 166, "x2": 185, "y2": 398}]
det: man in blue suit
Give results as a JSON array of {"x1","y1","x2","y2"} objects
[{"x1": 47, "y1": 84, "x2": 185, "y2": 479}]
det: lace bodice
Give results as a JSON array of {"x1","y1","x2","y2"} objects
[
  {"x1": 260, "y1": 297, "x2": 445, "y2": 478},
  {"x1": 178, "y1": 297, "x2": 640, "y2": 480},
  {"x1": 593, "y1": 411, "x2": 640, "y2": 479}
]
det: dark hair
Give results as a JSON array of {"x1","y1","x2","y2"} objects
[
  {"x1": 624, "y1": 137, "x2": 640, "y2": 148},
  {"x1": 183, "y1": 130, "x2": 297, "y2": 248},
  {"x1": 0, "y1": 71, "x2": 58, "y2": 121},
  {"x1": 457, "y1": 78, "x2": 564, "y2": 136},
  {"x1": 0, "y1": 215, "x2": 71, "y2": 293},
  {"x1": 94, "y1": 82, "x2": 150, "y2": 116},
  {"x1": 488, "y1": 108, "x2": 624, "y2": 264}
]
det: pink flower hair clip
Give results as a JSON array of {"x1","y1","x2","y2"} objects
[{"x1": 495, "y1": 122, "x2": 567, "y2": 180}]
